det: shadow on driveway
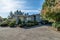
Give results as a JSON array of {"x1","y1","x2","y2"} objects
[{"x1": 22, "y1": 24, "x2": 52, "y2": 29}]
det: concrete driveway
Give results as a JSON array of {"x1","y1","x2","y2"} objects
[{"x1": 0, "y1": 26, "x2": 60, "y2": 40}]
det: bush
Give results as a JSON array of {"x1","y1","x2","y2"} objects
[
  {"x1": 27, "y1": 21, "x2": 33, "y2": 23},
  {"x1": 31, "y1": 23, "x2": 35, "y2": 26},
  {"x1": 22, "y1": 21, "x2": 25, "y2": 24},
  {"x1": 55, "y1": 22, "x2": 60, "y2": 28},
  {"x1": 26, "y1": 23, "x2": 32, "y2": 27},
  {"x1": 18, "y1": 19, "x2": 22, "y2": 24},
  {"x1": 52, "y1": 22, "x2": 56, "y2": 28},
  {"x1": 25, "y1": 21, "x2": 39, "y2": 27},
  {"x1": 0, "y1": 21, "x2": 8, "y2": 27},
  {"x1": 34, "y1": 21, "x2": 39, "y2": 25},
  {"x1": 9, "y1": 21, "x2": 16, "y2": 27},
  {"x1": 52, "y1": 22, "x2": 60, "y2": 28},
  {"x1": 19, "y1": 24, "x2": 25, "y2": 28},
  {"x1": 26, "y1": 23, "x2": 35, "y2": 27}
]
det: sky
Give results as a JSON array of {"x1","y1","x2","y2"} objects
[{"x1": 0, "y1": 0, "x2": 44, "y2": 18}]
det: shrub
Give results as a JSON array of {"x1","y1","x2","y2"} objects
[
  {"x1": 0, "y1": 21, "x2": 8, "y2": 27},
  {"x1": 25, "y1": 21, "x2": 39, "y2": 27},
  {"x1": 22, "y1": 21, "x2": 25, "y2": 24},
  {"x1": 34, "y1": 21, "x2": 39, "y2": 25},
  {"x1": 52, "y1": 22, "x2": 60, "y2": 28},
  {"x1": 26, "y1": 23, "x2": 32, "y2": 27},
  {"x1": 26, "y1": 23, "x2": 35, "y2": 27},
  {"x1": 31, "y1": 23, "x2": 35, "y2": 26},
  {"x1": 55, "y1": 22, "x2": 60, "y2": 28},
  {"x1": 52, "y1": 22, "x2": 56, "y2": 28},
  {"x1": 9, "y1": 21, "x2": 16, "y2": 27},
  {"x1": 19, "y1": 24, "x2": 25, "y2": 28},
  {"x1": 18, "y1": 19, "x2": 22, "y2": 24},
  {"x1": 27, "y1": 21, "x2": 33, "y2": 23}
]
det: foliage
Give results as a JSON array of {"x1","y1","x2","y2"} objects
[
  {"x1": 41, "y1": 0, "x2": 60, "y2": 29},
  {"x1": 25, "y1": 21, "x2": 39, "y2": 27},
  {"x1": 42, "y1": 0, "x2": 55, "y2": 21},
  {"x1": 0, "y1": 16, "x2": 3, "y2": 22},
  {"x1": 34, "y1": 21, "x2": 39, "y2": 25},
  {"x1": 42, "y1": 0, "x2": 55, "y2": 9},
  {"x1": 3, "y1": 18, "x2": 7, "y2": 21},
  {"x1": 9, "y1": 11, "x2": 13, "y2": 18},
  {"x1": 0, "y1": 21, "x2": 8, "y2": 26},
  {"x1": 26, "y1": 23, "x2": 35, "y2": 27},
  {"x1": 18, "y1": 19, "x2": 22, "y2": 24},
  {"x1": 22, "y1": 21, "x2": 25, "y2": 24},
  {"x1": 52, "y1": 22, "x2": 60, "y2": 28},
  {"x1": 19, "y1": 24, "x2": 25, "y2": 28},
  {"x1": 42, "y1": 0, "x2": 60, "y2": 22},
  {"x1": 27, "y1": 21, "x2": 33, "y2": 23},
  {"x1": 9, "y1": 20, "x2": 16, "y2": 27}
]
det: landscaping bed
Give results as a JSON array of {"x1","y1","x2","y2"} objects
[{"x1": 0, "y1": 19, "x2": 39, "y2": 28}]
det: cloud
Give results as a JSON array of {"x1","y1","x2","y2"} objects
[
  {"x1": 0, "y1": 0, "x2": 27, "y2": 12},
  {"x1": 0, "y1": 0, "x2": 42, "y2": 18},
  {"x1": 0, "y1": 0, "x2": 41, "y2": 12},
  {"x1": 21, "y1": 10, "x2": 40, "y2": 15},
  {"x1": 21, "y1": 10, "x2": 39, "y2": 13},
  {"x1": 0, "y1": 0, "x2": 13, "y2": 11},
  {"x1": 0, "y1": 0, "x2": 27, "y2": 18}
]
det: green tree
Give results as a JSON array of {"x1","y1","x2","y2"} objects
[
  {"x1": 41, "y1": 0, "x2": 60, "y2": 28},
  {"x1": 41, "y1": 0, "x2": 60, "y2": 22}
]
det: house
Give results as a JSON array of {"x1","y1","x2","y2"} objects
[
  {"x1": 25, "y1": 14, "x2": 42, "y2": 22},
  {"x1": 8, "y1": 10, "x2": 41, "y2": 24}
]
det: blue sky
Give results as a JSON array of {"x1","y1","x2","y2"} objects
[{"x1": 0, "y1": 0, "x2": 44, "y2": 18}]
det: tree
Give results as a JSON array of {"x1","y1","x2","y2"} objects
[
  {"x1": 41, "y1": 0, "x2": 60, "y2": 22},
  {"x1": 0, "y1": 16, "x2": 3, "y2": 22},
  {"x1": 41, "y1": 0, "x2": 60, "y2": 28},
  {"x1": 9, "y1": 11, "x2": 13, "y2": 18}
]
